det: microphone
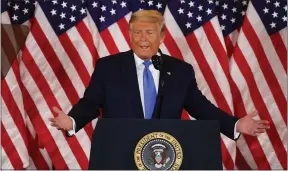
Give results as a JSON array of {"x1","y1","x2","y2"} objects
[
  {"x1": 152, "y1": 49, "x2": 164, "y2": 71},
  {"x1": 151, "y1": 54, "x2": 163, "y2": 71},
  {"x1": 151, "y1": 50, "x2": 165, "y2": 119}
]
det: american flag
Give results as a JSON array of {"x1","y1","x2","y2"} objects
[{"x1": 1, "y1": 0, "x2": 287, "y2": 170}]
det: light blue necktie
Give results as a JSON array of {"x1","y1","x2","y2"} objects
[{"x1": 143, "y1": 61, "x2": 156, "y2": 119}]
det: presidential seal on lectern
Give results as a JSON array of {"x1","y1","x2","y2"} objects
[{"x1": 134, "y1": 132, "x2": 183, "y2": 170}]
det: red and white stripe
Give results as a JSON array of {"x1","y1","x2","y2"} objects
[
  {"x1": 1, "y1": 11, "x2": 32, "y2": 170},
  {"x1": 16, "y1": 5, "x2": 101, "y2": 169},
  {"x1": 2, "y1": 2, "x2": 287, "y2": 170},
  {"x1": 229, "y1": 2, "x2": 287, "y2": 170},
  {"x1": 85, "y1": 8, "x2": 237, "y2": 170},
  {"x1": 163, "y1": 8, "x2": 236, "y2": 169}
]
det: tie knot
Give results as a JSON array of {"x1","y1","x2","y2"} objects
[{"x1": 143, "y1": 60, "x2": 152, "y2": 68}]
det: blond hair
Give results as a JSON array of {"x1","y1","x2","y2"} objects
[{"x1": 129, "y1": 10, "x2": 165, "y2": 33}]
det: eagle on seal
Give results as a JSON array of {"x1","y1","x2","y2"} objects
[{"x1": 150, "y1": 144, "x2": 170, "y2": 168}]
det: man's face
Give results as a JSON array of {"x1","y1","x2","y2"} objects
[{"x1": 130, "y1": 20, "x2": 165, "y2": 60}]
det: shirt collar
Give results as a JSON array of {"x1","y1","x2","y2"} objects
[{"x1": 133, "y1": 52, "x2": 161, "y2": 68}]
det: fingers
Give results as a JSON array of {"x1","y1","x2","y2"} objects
[
  {"x1": 50, "y1": 121, "x2": 58, "y2": 127},
  {"x1": 52, "y1": 106, "x2": 62, "y2": 115},
  {"x1": 250, "y1": 111, "x2": 258, "y2": 117},
  {"x1": 255, "y1": 128, "x2": 266, "y2": 133},
  {"x1": 257, "y1": 124, "x2": 270, "y2": 129},
  {"x1": 51, "y1": 122, "x2": 65, "y2": 130},
  {"x1": 48, "y1": 117, "x2": 55, "y2": 122},
  {"x1": 256, "y1": 120, "x2": 269, "y2": 125}
]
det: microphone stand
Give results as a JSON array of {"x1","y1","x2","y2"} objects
[
  {"x1": 152, "y1": 50, "x2": 165, "y2": 119},
  {"x1": 157, "y1": 78, "x2": 165, "y2": 119}
]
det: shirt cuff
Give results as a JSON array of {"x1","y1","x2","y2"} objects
[
  {"x1": 67, "y1": 117, "x2": 76, "y2": 136},
  {"x1": 234, "y1": 120, "x2": 241, "y2": 139}
]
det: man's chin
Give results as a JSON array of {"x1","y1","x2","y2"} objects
[
  {"x1": 139, "y1": 55, "x2": 152, "y2": 60},
  {"x1": 136, "y1": 52, "x2": 153, "y2": 60}
]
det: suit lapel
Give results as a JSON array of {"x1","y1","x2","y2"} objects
[{"x1": 120, "y1": 50, "x2": 144, "y2": 118}]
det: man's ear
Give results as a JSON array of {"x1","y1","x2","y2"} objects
[{"x1": 160, "y1": 33, "x2": 165, "y2": 44}]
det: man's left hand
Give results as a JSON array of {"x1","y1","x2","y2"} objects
[{"x1": 236, "y1": 112, "x2": 270, "y2": 136}]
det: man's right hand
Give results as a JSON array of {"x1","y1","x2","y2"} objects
[{"x1": 49, "y1": 107, "x2": 73, "y2": 131}]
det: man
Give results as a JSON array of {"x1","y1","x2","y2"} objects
[{"x1": 49, "y1": 10, "x2": 269, "y2": 140}]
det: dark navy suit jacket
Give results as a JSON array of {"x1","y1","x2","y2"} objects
[{"x1": 68, "y1": 50, "x2": 239, "y2": 140}]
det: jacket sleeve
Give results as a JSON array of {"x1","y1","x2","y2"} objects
[
  {"x1": 183, "y1": 64, "x2": 239, "y2": 140},
  {"x1": 68, "y1": 59, "x2": 105, "y2": 133}
]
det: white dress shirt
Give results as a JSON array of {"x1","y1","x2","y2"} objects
[
  {"x1": 68, "y1": 53, "x2": 240, "y2": 139},
  {"x1": 134, "y1": 53, "x2": 160, "y2": 116}
]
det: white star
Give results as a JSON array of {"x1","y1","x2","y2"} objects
[
  {"x1": 33, "y1": 1, "x2": 37, "y2": 7},
  {"x1": 284, "y1": 6, "x2": 287, "y2": 11},
  {"x1": 242, "y1": 1, "x2": 247, "y2": 6},
  {"x1": 101, "y1": 5, "x2": 106, "y2": 11},
  {"x1": 232, "y1": 7, "x2": 237, "y2": 13},
  {"x1": 221, "y1": 14, "x2": 227, "y2": 20},
  {"x1": 23, "y1": 8, "x2": 29, "y2": 14},
  {"x1": 148, "y1": 0, "x2": 153, "y2": 6},
  {"x1": 52, "y1": 0, "x2": 58, "y2": 5},
  {"x1": 270, "y1": 22, "x2": 276, "y2": 28},
  {"x1": 274, "y1": 1, "x2": 280, "y2": 7},
  {"x1": 198, "y1": 5, "x2": 203, "y2": 11},
  {"x1": 215, "y1": 1, "x2": 219, "y2": 6},
  {"x1": 140, "y1": 0, "x2": 145, "y2": 3},
  {"x1": 12, "y1": 15, "x2": 18, "y2": 21},
  {"x1": 139, "y1": 8, "x2": 143, "y2": 11},
  {"x1": 112, "y1": 0, "x2": 117, "y2": 4},
  {"x1": 13, "y1": 4, "x2": 19, "y2": 11},
  {"x1": 59, "y1": 23, "x2": 65, "y2": 30},
  {"x1": 60, "y1": 12, "x2": 66, "y2": 19},
  {"x1": 71, "y1": 5, "x2": 76, "y2": 11},
  {"x1": 178, "y1": 8, "x2": 184, "y2": 14},
  {"x1": 266, "y1": 0, "x2": 270, "y2": 3},
  {"x1": 110, "y1": 8, "x2": 116, "y2": 15},
  {"x1": 231, "y1": 18, "x2": 236, "y2": 23},
  {"x1": 92, "y1": 2, "x2": 98, "y2": 8},
  {"x1": 25, "y1": 0, "x2": 30, "y2": 4},
  {"x1": 156, "y1": 3, "x2": 162, "y2": 9},
  {"x1": 80, "y1": 8, "x2": 86, "y2": 14},
  {"x1": 120, "y1": 1, "x2": 127, "y2": 8},
  {"x1": 282, "y1": 16, "x2": 287, "y2": 22},
  {"x1": 99, "y1": 15, "x2": 105, "y2": 22},
  {"x1": 241, "y1": 11, "x2": 246, "y2": 16},
  {"x1": 180, "y1": 0, "x2": 185, "y2": 4},
  {"x1": 7, "y1": 2, "x2": 11, "y2": 6},
  {"x1": 70, "y1": 16, "x2": 76, "y2": 22},
  {"x1": 206, "y1": 8, "x2": 212, "y2": 15},
  {"x1": 51, "y1": 9, "x2": 57, "y2": 16},
  {"x1": 185, "y1": 22, "x2": 191, "y2": 28},
  {"x1": 208, "y1": 0, "x2": 213, "y2": 4},
  {"x1": 187, "y1": 11, "x2": 193, "y2": 18},
  {"x1": 61, "y1": 1, "x2": 67, "y2": 8},
  {"x1": 196, "y1": 15, "x2": 202, "y2": 22},
  {"x1": 222, "y1": 3, "x2": 228, "y2": 10},
  {"x1": 189, "y1": 1, "x2": 194, "y2": 7},
  {"x1": 221, "y1": 25, "x2": 225, "y2": 30},
  {"x1": 263, "y1": 7, "x2": 269, "y2": 14},
  {"x1": 272, "y1": 11, "x2": 278, "y2": 18}
]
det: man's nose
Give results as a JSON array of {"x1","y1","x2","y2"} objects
[{"x1": 140, "y1": 32, "x2": 148, "y2": 41}]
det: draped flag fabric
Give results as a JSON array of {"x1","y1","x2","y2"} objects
[{"x1": 1, "y1": 0, "x2": 287, "y2": 170}]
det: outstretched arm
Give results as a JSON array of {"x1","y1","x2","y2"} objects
[
  {"x1": 68, "y1": 59, "x2": 105, "y2": 132},
  {"x1": 183, "y1": 64, "x2": 269, "y2": 140},
  {"x1": 49, "y1": 59, "x2": 105, "y2": 134}
]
